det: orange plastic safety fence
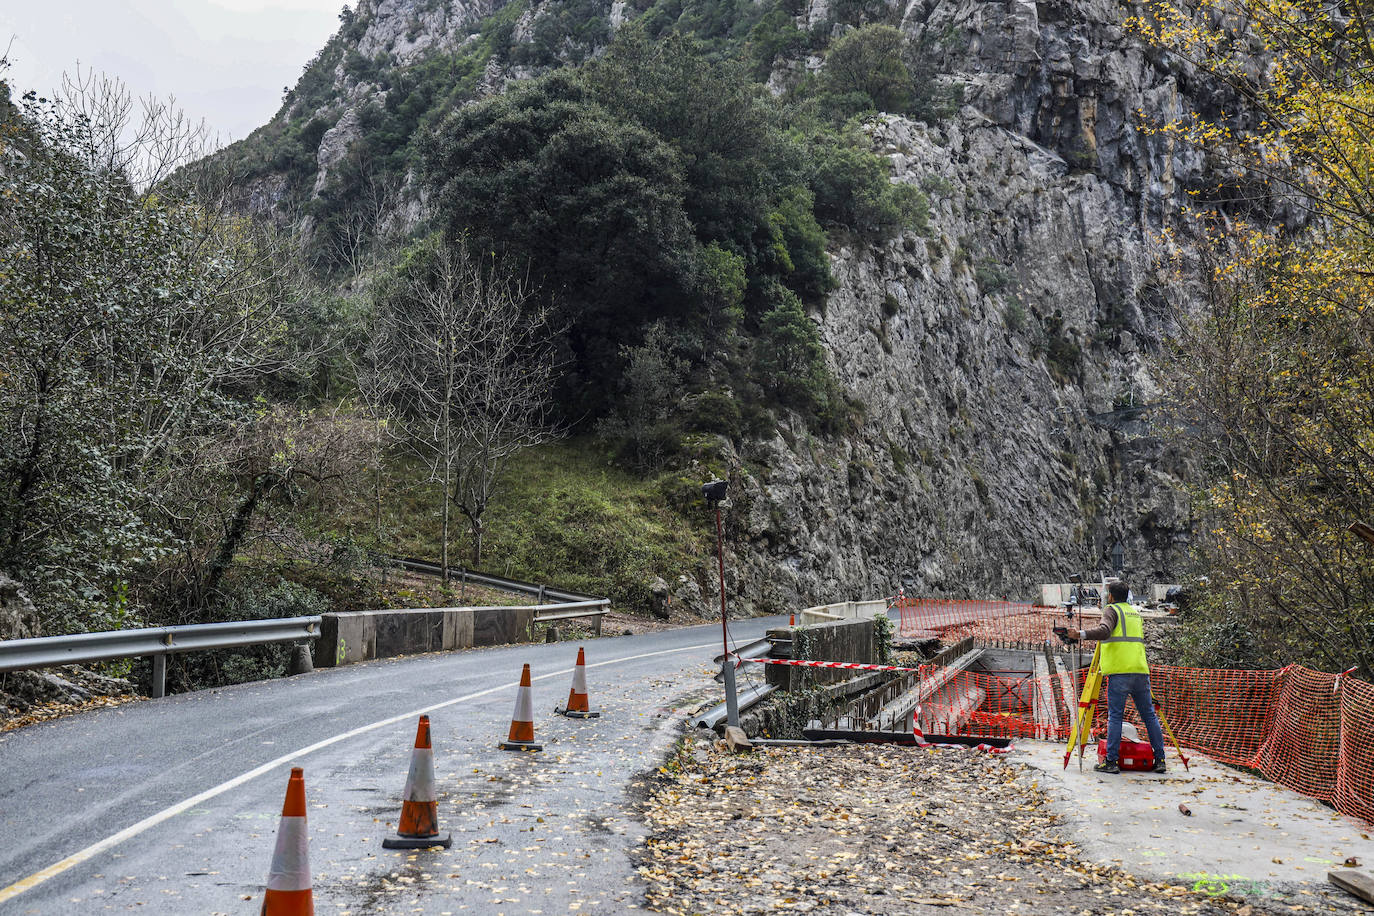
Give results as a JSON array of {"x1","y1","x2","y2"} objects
[
  {"x1": 911, "y1": 668, "x2": 1045, "y2": 741},
  {"x1": 939, "y1": 611, "x2": 1066, "y2": 646},
  {"x1": 896, "y1": 599, "x2": 1043, "y2": 638},
  {"x1": 912, "y1": 652, "x2": 1374, "y2": 823},
  {"x1": 1126, "y1": 665, "x2": 1285, "y2": 767},
  {"x1": 897, "y1": 601, "x2": 1117, "y2": 647},
  {"x1": 1337, "y1": 676, "x2": 1374, "y2": 823},
  {"x1": 1255, "y1": 666, "x2": 1341, "y2": 804}
]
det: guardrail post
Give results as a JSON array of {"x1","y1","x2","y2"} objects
[
  {"x1": 537, "y1": 584, "x2": 546, "y2": 606},
  {"x1": 722, "y1": 657, "x2": 740, "y2": 728},
  {"x1": 288, "y1": 643, "x2": 314, "y2": 676},
  {"x1": 151, "y1": 654, "x2": 166, "y2": 699}
]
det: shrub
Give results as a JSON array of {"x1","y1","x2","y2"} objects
[{"x1": 145, "y1": 579, "x2": 332, "y2": 694}]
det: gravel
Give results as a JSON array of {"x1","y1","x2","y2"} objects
[{"x1": 635, "y1": 737, "x2": 1323, "y2": 916}]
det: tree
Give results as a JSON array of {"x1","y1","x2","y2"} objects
[
  {"x1": 1137, "y1": 0, "x2": 1374, "y2": 673},
  {"x1": 158, "y1": 406, "x2": 377, "y2": 619},
  {"x1": 583, "y1": 28, "x2": 799, "y2": 249},
  {"x1": 0, "y1": 72, "x2": 305, "y2": 632},
  {"x1": 595, "y1": 322, "x2": 690, "y2": 469},
  {"x1": 1162, "y1": 221, "x2": 1374, "y2": 674},
  {"x1": 821, "y1": 25, "x2": 912, "y2": 114},
  {"x1": 421, "y1": 72, "x2": 698, "y2": 413},
  {"x1": 372, "y1": 235, "x2": 557, "y2": 568},
  {"x1": 756, "y1": 282, "x2": 831, "y2": 410},
  {"x1": 805, "y1": 128, "x2": 928, "y2": 233}
]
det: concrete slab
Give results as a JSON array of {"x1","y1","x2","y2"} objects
[{"x1": 1014, "y1": 739, "x2": 1374, "y2": 907}]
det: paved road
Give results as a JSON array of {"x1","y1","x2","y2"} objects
[{"x1": 0, "y1": 620, "x2": 779, "y2": 914}]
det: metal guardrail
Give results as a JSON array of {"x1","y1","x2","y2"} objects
[
  {"x1": 0, "y1": 616, "x2": 321, "y2": 699},
  {"x1": 693, "y1": 684, "x2": 777, "y2": 730},
  {"x1": 391, "y1": 557, "x2": 598, "y2": 604},
  {"x1": 533, "y1": 598, "x2": 609, "y2": 618},
  {"x1": 532, "y1": 599, "x2": 611, "y2": 635}
]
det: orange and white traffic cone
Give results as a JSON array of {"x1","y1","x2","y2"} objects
[
  {"x1": 499, "y1": 663, "x2": 543, "y2": 751},
  {"x1": 555, "y1": 647, "x2": 600, "y2": 719},
  {"x1": 261, "y1": 767, "x2": 313, "y2": 916},
  {"x1": 382, "y1": 715, "x2": 452, "y2": 849}
]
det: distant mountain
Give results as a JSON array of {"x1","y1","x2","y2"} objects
[{"x1": 213, "y1": 0, "x2": 1271, "y2": 606}]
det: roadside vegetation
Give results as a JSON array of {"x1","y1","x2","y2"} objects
[
  {"x1": 6, "y1": 0, "x2": 1370, "y2": 701},
  {"x1": 0, "y1": 0, "x2": 954, "y2": 692},
  {"x1": 1135, "y1": 0, "x2": 1374, "y2": 677}
]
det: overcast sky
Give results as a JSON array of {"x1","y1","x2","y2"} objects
[{"x1": 2, "y1": 1, "x2": 346, "y2": 145}]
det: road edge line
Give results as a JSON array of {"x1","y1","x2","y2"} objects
[{"x1": 0, "y1": 641, "x2": 715, "y2": 904}]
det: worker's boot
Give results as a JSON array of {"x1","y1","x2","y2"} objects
[
  {"x1": 1152, "y1": 759, "x2": 1167, "y2": 774},
  {"x1": 1093, "y1": 759, "x2": 1120, "y2": 774}
]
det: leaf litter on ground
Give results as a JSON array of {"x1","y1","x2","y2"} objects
[{"x1": 633, "y1": 738, "x2": 1342, "y2": 915}]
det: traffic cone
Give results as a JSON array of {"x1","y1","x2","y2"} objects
[
  {"x1": 261, "y1": 767, "x2": 313, "y2": 916},
  {"x1": 499, "y1": 663, "x2": 543, "y2": 751},
  {"x1": 555, "y1": 647, "x2": 600, "y2": 719},
  {"x1": 382, "y1": 715, "x2": 452, "y2": 849}
]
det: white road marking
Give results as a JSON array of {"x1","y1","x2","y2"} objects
[{"x1": 0, "y1": 641, "x2": 716, "y2": 903}]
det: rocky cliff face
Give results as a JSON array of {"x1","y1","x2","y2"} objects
[
  {"x1": 240, "y1": 0, "x2": 1222, "y2": 611},
  {"x1": 712, "y1": 0, "x2": 1217, "y2": 612}
]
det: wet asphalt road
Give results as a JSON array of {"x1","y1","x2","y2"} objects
[{"x1": 0, "y1": 620, "x2": 780, "y2": 914}]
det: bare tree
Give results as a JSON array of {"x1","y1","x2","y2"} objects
[
  {"x1": 374, "y1": 235, "x2": 557, "y2": 571},
  {"x1": 160, "y1": 406, "x2": 378, "y2": 617},
  {"x1": 56, "y1": 65, "x2": 216, "y2": 191},
  {"x1": 328, "y1": 170, "x2": 404, "y2": 286}
]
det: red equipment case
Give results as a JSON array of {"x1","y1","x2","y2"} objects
[{"x1": 1097, "y1": 738, "x2": 1155, "y2": 771}]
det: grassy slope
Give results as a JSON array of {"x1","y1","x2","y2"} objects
[{"x1": 376, "y1": 437, "x2": 717, "y2": 613}]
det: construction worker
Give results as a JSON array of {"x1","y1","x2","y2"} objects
[{"x1": 1060, "y1": 581, "x2": 1167, "y2": 774}]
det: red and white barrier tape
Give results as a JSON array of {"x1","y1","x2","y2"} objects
[{"x1": 913, "y1": 705, "x2": 1012, "y2": 754}]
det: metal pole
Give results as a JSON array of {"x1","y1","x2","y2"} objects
[
  {"x1": 716, "y1": 505, "x2": 739, "y2": 727},
  {"x1": 1075, "y1": 630, "x2": 1083, "y2": 771},
  {"x1": 151, "y1": 654, "x2": 166, "y2": 699}
]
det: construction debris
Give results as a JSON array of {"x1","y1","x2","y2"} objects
[{"x1": 1327, "y1": 869, "x2": 1374, "y2": 906}]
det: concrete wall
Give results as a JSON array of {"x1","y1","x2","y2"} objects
[
  {"x1": 799, "y1": 599, "x2": 888, "y2": 625},
  {"x1": 315, "y1": 605, "x2": 537, "y2": 668},
  {"x1": 764, "y1": 617, "x2": 876, "y2": 691}
]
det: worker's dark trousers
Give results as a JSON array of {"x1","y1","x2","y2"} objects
[{"x1": 1105, "y1": 672, "x2": 1166, "y2": 764}]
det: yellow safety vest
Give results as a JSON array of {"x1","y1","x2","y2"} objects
[{"x1": 1098, "y1": 602, "x2": 1149, "y2": 674}]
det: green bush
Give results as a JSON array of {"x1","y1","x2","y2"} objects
[
  {"x1": 974, "y1": 260, "x2": 1009, "y2": 293},
  {"x1": 806, "y1": 129, "x2": 929, "y2": 234},
  {"x1": 1004, "y1": 299, "x2": 1028, "y2": 333},
  {"x1": 143, "y1": 579, "x2": 332, "y2": 694},
  {"x1": 685, "y1": 389, "x2": 744, "y2": 437},
  {"x1": 820, "y1": 25, "x2": 911, "y2": 114},
  {"x1": 1175, "y1": 607, "x2": 1268, "y2": 669}
]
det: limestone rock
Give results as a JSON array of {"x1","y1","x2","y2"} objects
[
  {"x1": 0, "y1": 573, "x2": 38, "y2": 641},
  {"x1": 649, "y1": 576, "x2": 673, "y2": 620},
  {"x1": 312, "y1": 108, "x2": 363, "y2": 195}
]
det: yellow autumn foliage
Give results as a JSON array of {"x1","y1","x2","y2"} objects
[{"x1": 1136, "y1": 0, "x2": 1374, "y2": 673}]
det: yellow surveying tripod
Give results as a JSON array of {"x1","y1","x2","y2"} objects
[{"x1": 1060, "y1": 641, "x2": 1190, "y2": 771}]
